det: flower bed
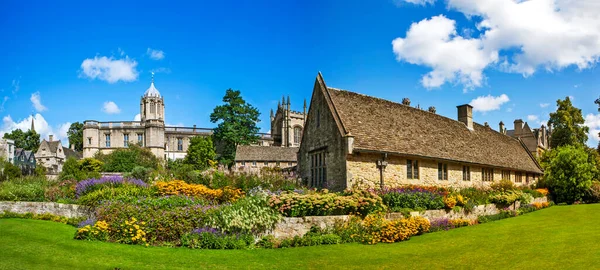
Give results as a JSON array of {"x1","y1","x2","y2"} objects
[{"x1": 268, "y1": 190, "x2": 385, "y2": 217}]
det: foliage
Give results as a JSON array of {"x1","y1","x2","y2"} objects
[
  {"x1": 583, "y1": 181, "x2": 600, "y2": 203},
  {"x1": 210, "y1": 89, "x2": 261, "y2": 166},
  {"x1": 269, "y1": 190, "x2": 386, "y2": 217},
  {"x1": 207, "y1": 195, "x2": 282, "y2": 234},
  {"x1": 3, "y1": 128, "x2": 40, "y2": 152},
  {"x1": 0, "y1": 160, "x2": 22, "y2": 181},
  {"x1": 34, "y1": 164, "x2": 46, "y2": 177},
  {"x1": 75, "y1": 220, "x2": 110, "y2": 241},
  {"x1": 0, "y1": 211, "x2": 85, "y2": 226},
  {"x1": 535, "y1": 188, "x2": 549, "y2": 196},
  {"x1": 95, "y1": 144, "x2": 159, "y2": 172},
  {"x1": 94, "y1": 200, "x2": 217, "y2": 245},
  {"x1": 75, "y1": 176, "x2": 147, "y2": 198},
  {"x1": 67, "y1": 122, "x2": 84, "y2": 152},
  {"x1": 548, "y1": 96, "x2": 589, "y2": 148},
  {"x1": 489, "y1": 190, "x2": 532, "y2": 205},
  {"x1": 181, "y1": 228, "x2": 254, "y2": 250},
  {"x1": 333, "y1": 213, "x2": 429, "y2": 245},
  {"x1": 544, "y1": 145, "x2": 598, "y2": 203},
  {"x1": 183, "y1": 136, "x2": 217, "y2": 170},
  {"x1": 443, "y1": 196, "x2": 457, "y2": 209},
  {"x1": 477, "y1": 210, "x2": 518, "y2": 223},
  {"x1": 44, "y1": 179, "x2": 77, "y2": 202},
  {"x1": 429, "y1": 218, "x2": 477, "y2": 232},
  {"x1": 59, "y1": 157, "x2": 91, "y2": 181},
  {"x1": 77, "y1": 184, "x2": 155, "y2": 207},
  {"x1": 125, "y1": 166, "x2": 153, "y2": 183},
  {"x1": 490, "y1": 179, "x2": 518, "y2": 192},
  {"x1": 155, "y1": 180, "x2": 244, "y2": 203},
  {"x1": 378, "y1": 186, "x2": 446, "y2": 212},
  {"x1": 255, "y1": 230, "x2": 342, "y2": 249},
  {"x1": 79, "y1": 158, "x2": 104, "y2": 173},
  {"x1": 0, "y1": 176, "x2": 48, "y2": 201}
]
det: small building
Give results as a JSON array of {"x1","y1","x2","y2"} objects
[
  {"x1": 298, "y1": 73, "x2": 543, "y2": 191},
  {"x1": 234, "y1": 145, "x2": 298, "y2": 173},
  {"x1": 14, "y1": 148, "x2": 36, "y2": 175},
  {"x1": 502, "y1": 120, "x2": 551, "y2": 157},
  {"x1": 0, "y1": 139, "x2": 15, "y2": 163},
  {"x1": 36, "y1": 135, "x2": 82, "y2": 175}
]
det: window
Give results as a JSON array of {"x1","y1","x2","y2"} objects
[
  {"x1": 138, "y1": 134, "x2": 143, "y2": 146},
  {"x1": 407, "y1": 159, "x2": 419, "y2": 179},
  {"x1": 150, "y1": 102, "x2": 156, "y2": 113},
  {"x1": 438, "y1": 163, "x2": 448, "y2": 180},
  {"x1": 463, "y1": 166, "x2": 471, "y2": 181},
  {"x1": 276, "y1": 161, "x2": 280, "y2": 167},
  {"x1": 87, "y1": 137, "x2": 92, "y2": 145},
  {"x1": 482, "y1": 168, "x2": 494, "y2": 182},
  {"x1": 241, "y1": 161, "x2": 245, "y2": 166},
  {"x1": 502, "y1": 170, "x2": 510, "y2": 180},
  {"x1": 526, "y1": 173, "x2": 531, "y2": 184},
  {"x1": 310, "y1": 150, "x2": 327, "y2": 188},
  {"x1": 252, "y1": 161, "x2": 257, "y2": 167},
  {"x1": 123, "y1": 134, "x2": 129, "y2": 147},
  {"x1": 316, "y1": 109, "x2": 321, "y2": 128},
  {"x1": 515, "y1": 172, "x2": 523, "y2": 183},
  {"x1": 264, "y1": 161, "x2": 268, "y2": 166},
  {"x1": 288, "y1": 162, "x2": 293, "y2": 166},
  {"x1": 293, "y1": 126, "x2": 302, "y2": 145},
  {"x1": 46, "y1": 158, "x2": 50, "y2": 161},
  {"x1": 105, "y1": 134, "x2": 111, "y2": 147},
  {"x1": 177, "y1": 138, "x2": 183, "y2": 151}
]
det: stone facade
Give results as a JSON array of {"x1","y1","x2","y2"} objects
[
  {"x1": 0, "y1": 201, "x2": 93, "y2": 219},
  {"x1": 504, "y1": 119, "x2": 551, "y2": 157},
  {"x1": 36, "y1": 135, "x2": 81, "y2": 175},
  {"x1": 270, "y1": 96, "x2": 307, "y2": 147},
  {"x1": 0, "y1": 138, "x2": 15, "y2": 163},
  {"x1": 83, "y1": 78, "x2": 272, "y2": 161}
]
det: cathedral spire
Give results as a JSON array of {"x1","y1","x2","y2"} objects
[{"x1": 30, "y1": 114, "x2": 35, "y2": 133}]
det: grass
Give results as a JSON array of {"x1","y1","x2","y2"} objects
[{"x1": 1, "y1": 204, "x2": 599, "y2": 269}]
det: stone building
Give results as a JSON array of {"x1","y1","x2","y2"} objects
[
  {"x1": 501, "y1": 120, "x2": 551, "y2": 157},
  {"x1": 83, "y1": 76, "x2": 273, "y2": 160},
  {"x1": 270, "y1": 96, "x2": 307, "y2": 147},
  {"x1": 36, "y1": 135, "x2": 82, "y2": 175},
  {"x1": 13, "y1": 148, "x2": 35, "y2": 175},
  {"x1": 298, "y1": 73, "x2": 543, "y2": 191},
  {"x1": 0, "y1": 139, "x2": 15, "y2": 163},
  {"x1": 234, "y1": 145, "x2": 298, "y2": 173}
]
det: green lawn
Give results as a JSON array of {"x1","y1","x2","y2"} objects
[{"x1": 1, "y1": 205, "x2": 598, "y2": 270}]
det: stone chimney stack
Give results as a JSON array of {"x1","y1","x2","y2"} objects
[
  {"x1": 499, "y1": 121, "x2": 505, "y2": 134},
  {"x1": 49, "y1": 134, "x2": 54, "y2": 142},
  {"x1": 514, "y1": 119, "x2": 524, "y2": 136},
  {"x1": 457, "y1": 104, "x2": 473, "y2": 130},
  {"x1": 428, "y1": 106, "x2": 436, "y2": 113},
  {"x1": 402, "y1": 98, "x2": 411, "y2": 106}
]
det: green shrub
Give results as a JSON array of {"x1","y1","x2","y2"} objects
[
  {"x1": 490, "y1": 179, "x2": 518, "y2": 192},
  {"x1": 181, "y1": 230, "x2": 253, "y2": 250},
  {"x1": 489, "y1": 190, "x2": 532, "y2": 205},
  {"x1": 477, "y1": 210, "x2": 517, "y2": 223},
  {"x1": 0, "y1": 161, "x2": 22, "y2": 181},
  {"x1": 126, "y1": 166, "x2": 153, "y2": 183},
  {"x1": 584, "y1": 181, "x2": 600, "y2": 203},
  {"x1": 44, "y1": 179, "x2": 77, "y2": 202},
  {"x1": 77, "y1": 184, "x2": 156, "y2": 207},
  {"x1": 0, "y1": 176, "x2": 48, "y2": 201},
  {"x1": 458, "y1": 187, "x2": 490, "y2": 205},
  {"x1": 544, "y1": 145, "x2": 598, "y2": 204},
  {"x1": 269, "y1": 190, "x2": 386, "y2": 217},
  {"x1": 256, "y1": 235, "x2": 277, "y2": 249},
  {"x1": 79, "y1": 158, "x2": 104, "y2": 173},
  {"x1": 95, "y1": 144, "x2": 159, "y2": 172},
  {"x1": 208, "y1": 195, "x2": 282, "y2": 234},
  {"x1": 380, "y1": 188, "x2": 445, "y2": 212}
]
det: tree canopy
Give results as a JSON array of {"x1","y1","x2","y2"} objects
[
  {"x1": 210, "y1": 89, "x2": 260, "y2": 165},
  {"x1": 548, "y1": 97, "x2": 588, "y2": 148},
  {"x1": 543, "y1": 145, "x2": 598, "y2": 204},
  {"x1": 184, "y1": 136, "x2": 217, "y2": 170},
  {"x1": 3, "y1": 129, "x2": 40, "y2": 152},
  {"x1": 94, "y1": 144, "x2": 159, "y2": 172},
  {"x1": 67, "y1": 122, "x2": 84, "y2": 152}
]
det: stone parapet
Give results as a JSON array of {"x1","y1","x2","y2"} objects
[{"x1": 0, "y1": 201, "x2": 93, "y2": 219}]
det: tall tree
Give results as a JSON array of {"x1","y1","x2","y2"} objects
[
  {"x1": 595, "y1": 96, "x2": 600, "y2": 153},
  {"x1": 184, "y1": 136, "x2": 217, "y2": 170},
  {"x1": 210, "y1": 89, "x2": 260, "y2": 165},
  {"x1": 3, "y1": 129, "x2": 40, "y2": 152},
  {"x1": 548, "y1": 97, "x2": 588, "y2": 148},
  {"x1": 67, "y1": 122, "x2": 84, "y2": 152}
]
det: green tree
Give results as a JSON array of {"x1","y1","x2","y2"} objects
[
  {"x1": 95, "y1": 144, "x2": 159, "y2": 172},
  {"x1": 0, "y1": 160, "x2": 22, "y2": 181},
  {"x1": 59, "y1": 157, "x2": 87, "y2": 180},
  {"x1": 544, "y1": 145, "x2": 598, "y2": 204},
  {"x1": 3, "y1": 129, "x2": 40, "y2": 152},
  {"x1": 78, "y1": 158, "x2": 104, "y2": 173},
  {"x1": 210, "y1": 89, "x2": 260, "y2": 165},
  {"x1": 183, "y1": 136, "x2": 217, "y2": 170},
  {"x1": 67, "y1": 122, "x2": 84, "y2": 152},
  {"x1": 548, "y1": 97, "x2": 589, "y2": 148},
  {"x1": 596, "y1": 96, "x2": 600, "y2": 153}
]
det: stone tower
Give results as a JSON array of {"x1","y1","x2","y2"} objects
[
  {"x1": 140, "y1": 73, "x2": 165, "y2": 159},
  {"x1": 270, "y1": 96, "x2": 307, "y2": 147}
]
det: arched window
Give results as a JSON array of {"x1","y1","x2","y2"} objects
[{"x1": 293, "y1": 126, "x2": 302, "y2": 145}]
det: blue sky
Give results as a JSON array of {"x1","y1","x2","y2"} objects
[{"x1": 1, "y1": 0, "x2": 599, "y2": 147}]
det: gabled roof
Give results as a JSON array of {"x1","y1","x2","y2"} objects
[
  {"x1": 63, "y1": 147, "x2": 82, "y2": 160},
  {"x1": 235, "y1": 146, "x2": 298, "y2": 162},
  {"x1": 324, "y1": 85, "x2": 542, "y2": 174}
]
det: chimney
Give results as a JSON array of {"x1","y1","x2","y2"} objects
[
  {"x1": 49, "y1": 134, "x2": 54, "y2": 141},
  {"x1": 499, "y1": 121, "x2": 505, "y2": 134},
  {"x1": 484, "y1": 122, "x2": 489, "y2": 128},
  {"x1": 514, "y1": 119, "x2": 523, "y2": 136},
  {"x1": 428, "y1": 106, "x2": 436, "y2": 113},
  {"x1": 402, "y1": 98, "x2": 411, "y2": 106},
  {"x1": 457, "y1": 104, "x2": 473, "y2": 130}
]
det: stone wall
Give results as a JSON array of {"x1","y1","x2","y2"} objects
[
  {"x1": 346, "y1": 152, "x2": 537, "y2": 189},
  {"x1": 0, "y1": 201, "x2": 93, "y2": 219},
  {"x1": 270, "y1": 197, "x2": 548, "y2": 239}
]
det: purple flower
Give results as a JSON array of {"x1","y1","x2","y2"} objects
[
  {"x1": 75, "y1": 176, "x2": 148, "y2": 198},
  {"x1": 77, "y1": 217, "x2": 97, "y2": 228}
]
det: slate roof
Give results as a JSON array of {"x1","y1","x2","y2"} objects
[
  {"x1": 235, "y1": 146, "x2": 298, "y2": 162},
  {"x1": 325, "y1": 87, "x2": 542, "y2": 174},
  {"x1": 63, "y1": 147, "x2": 83, "y2": 159}
]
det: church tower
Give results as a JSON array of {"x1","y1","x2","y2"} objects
[{"x1": 140, "y1": 73, "x2": 165, "y2": 159}]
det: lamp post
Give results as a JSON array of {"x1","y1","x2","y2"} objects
[{"x1": 376, "y1": 153, "x2": 388, "y2": 190}]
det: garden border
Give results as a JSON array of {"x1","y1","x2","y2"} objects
[{"x1": 0, "y1": 201, "x2": 93, "y2": 219}]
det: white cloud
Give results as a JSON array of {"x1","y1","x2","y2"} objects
[
  {"x1": 80, "y1": 55, "x2": 138, "y2": 83},
  {"x1": 102, "y1": 101, "x2": 121, "y2": 114},
  {"x1": 1, "y1": 114, "x2": 70, "y2": 146},
  {"x1": 585, "y1": 113, "x2": 600, "y2": 142},
  {"x1": 469, "y1": 94, "x2": 509, "y2": 112},
  {"x1": 151, "y1": 67, "x2": 171, "y2": 74},
  {"x1": 30, "y1": 92, "x2": 47, "y2": 112},
  {"x1": 11, "y1": 79, "x2": 20, "y2": 94},
  {"x1": 147, "y1": 48, "x2": 165, "y2": 60},
  {"x1": 540, "y1": 103, "x2": 550, "y2": 108},
  {"x1": 506, "y1": 107, "x2": 513, "y2": 112},
  {"x1": 392, "y1": 15, "x2": 498, "y2": 89},
  {"x1": 394, "y1": 0, "x2": 436, "y2": 6},
  {"x1": 392, "y1": 0, "x2": 600, "y2": 88},
  {"x1": 133, "y1": 114, "x2": 141, "y2": 121},
  {"x1": 0, "y1": 96, "x2": 8, "y2": 112},
  {"x1": 527, "y1": 115, "x2": 539, "y2": 122}
]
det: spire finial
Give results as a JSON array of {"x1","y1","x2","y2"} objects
[{"x1": 151, "y1": 71, "x2": 155, "y2": 84}]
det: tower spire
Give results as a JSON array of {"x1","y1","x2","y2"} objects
[
  {"x1": 151, "y1": 71, "x2": 155, "y2": 84},
  {"x1": 30, "y1": 114, "x2": 35, "y2": 133}
]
